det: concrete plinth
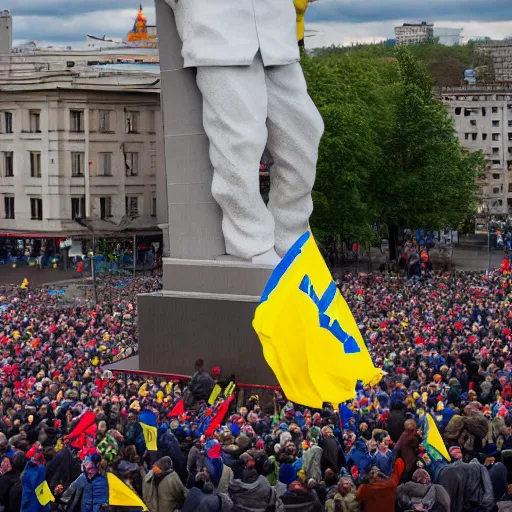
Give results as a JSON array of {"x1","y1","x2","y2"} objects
[
  {"x1": 136, "y1": 0, "x2": 276, "y2": 384},
  {"x1": 138, "y1": 290, "x2": 278, "y2": 385}
]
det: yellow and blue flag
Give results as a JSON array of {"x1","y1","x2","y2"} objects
[
  {"x1": 423, "y1": 413, "x2": 450, "y2": 461},
  {"x1": 107, "y1": 472, "x2": 148, "y2": 510},
  {"x1": 35, "y1": 480, "x2": 54, "y2": 506},
  {"x1": 253, "y1": 231, "x2": 383, "y2": 408},
  {"x1": 139, "y1": 410, "x2": 157, "y2": 452}
]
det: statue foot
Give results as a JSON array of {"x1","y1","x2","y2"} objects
[{"x1": 251, "y1": 248, "x2": 282, "y2": 267}]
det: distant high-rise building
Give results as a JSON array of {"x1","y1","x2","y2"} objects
[
  {"x1": 0, "y1": 11, "x2": 12, "y2": 55},
  {"x1": 475, "y1": 42, "x2": 512, "y2": 82},
  {"x1": 435, "y1": 27, "x2": 463, "y2": 47},
  {"x1": 395, "y1": 22, "x2": 434, "y2": 45},
  {"x1": 442, "y1": 87, "x2": 512, "y2": 215}
]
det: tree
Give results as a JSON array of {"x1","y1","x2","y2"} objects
[
  {"x1": 300, "y1": 46, "x2": 483, "y2": 262},
  {"x1": 369, "y1": 47, "x2": 484, "y2": 260}
]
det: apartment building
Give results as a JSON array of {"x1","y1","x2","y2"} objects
[
  {"x1": 0, "y1": 69, "x2": 165, "y2": 239},
  {"x1": 395, "y1": 22, "x2": 434, "y2": 46},
  {"x1": 442, "y1": 88, "x2": 512, "y2": 215}
]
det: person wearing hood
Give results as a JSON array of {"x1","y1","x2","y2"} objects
[
  {"x1": 181, "y1": 471, "x2": 233, "y2": 512},
  {"x1": 396, "y1": 468, "x2": 451, "y2": 512},
  {"x1": 320, "y1": 426, "x2": 344, "y2": 475},
  {"x1": 204, "y1": 440, "x2": 233, "y2": 495},
  {"x1": 325, "y1": 477, "x2": 358, "y2": 512},
  {"x1": 142, "y1": 456, "x2": 187, "y2": 512},
  {"x1": 229, "y1": 453, "x2": 275, "y2": 512},
  {"x1": 280, "y1": 470, "x2": 322, "y2": 512},
  {"x1": 58, "y1": 453, "x2": 109, "y2": 512},
  {"x1": 393, "y1": 419, "x2": 420, "y2": 482}
]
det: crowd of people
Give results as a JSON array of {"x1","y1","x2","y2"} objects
[{"x1": 0, "y1": 267, "x2": 509, "y2": 511}]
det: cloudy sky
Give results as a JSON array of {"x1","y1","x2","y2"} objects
[{"x1": 9, "y1": 0, "x2": 512, "y2": 48}]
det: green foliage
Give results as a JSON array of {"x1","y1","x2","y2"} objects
[
  {"x1": 315, "y1": 41, "x2": 475, "y2": 87},
  {"x1": 302, "y1": 46, "x2": 483, "y2": 251}
]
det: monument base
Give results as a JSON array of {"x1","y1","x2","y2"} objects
[{"x1": 138, "y1": 259, "x2": 276, "y2": 385}]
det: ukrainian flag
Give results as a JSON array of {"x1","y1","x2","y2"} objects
[
  {"x1": 423, "y1": 413, "x2": 450, "y2": 461},
  {"x1": 139, "y1": 410, "x2": 157, "y2": 452},
  {"x1": 253, "y1": 231, "x2": 383, "y2": 408},
  {"x1": 107, "y1": 473, "x2": 148, "y2": 510},
  {"x1": 35, "y1": 480, "x2": 54, "y2": 506}
]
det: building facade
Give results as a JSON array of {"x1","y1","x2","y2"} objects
[
  {"x1": 442, "y1": 88, "x2": 512, "y2": 215},
  {"x1": 434, "y1": 28, "x2": 463, "y2": 47},
  {"x1": 0, "y1": 11, "x2": 11, "y2": 55},
  {"x1": 0, "y1": 70, "x2": 165, "y2": 239},
  {"x1": 475, "y1": 43, "x2": 512, "y2": 83},
  {"x1": 395, "y1": 22, "x2": 434, "y2": 46}
]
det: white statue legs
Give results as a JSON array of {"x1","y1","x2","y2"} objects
[{"x1": 196, "y1": 53, "x2": 324, "y2": 261}]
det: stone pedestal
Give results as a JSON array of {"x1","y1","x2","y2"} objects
[{"x1": 137, "y1": 0, "x2": 276, "y2": 384}]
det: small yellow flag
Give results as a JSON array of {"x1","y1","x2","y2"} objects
[
  {"x1": 208, "y1": 384, "x2": 222, "y2": 405},
  {"x1": 35, "y1": 480, "x2": 55, "y2": 506},
  {"x1": 107, "y1": 472, "x2": 148, "y2": 510},
  {"x1": 224, "y1": 382, "x2": 236, "y2": 398},
  {"x1": 425, "y1": 413, "x2": 450, "y2": 461}
]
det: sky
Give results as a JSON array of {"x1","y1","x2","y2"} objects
[{"x1": 8, "y1": 0, "x2": 512, "y2": 48}]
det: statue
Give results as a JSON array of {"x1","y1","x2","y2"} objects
[{"x1": 164, "y1": 0, "x2": 324, "y2": 265}]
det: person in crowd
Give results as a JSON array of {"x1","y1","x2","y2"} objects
[
  {"x1": 142, "y1": 456, "x2": 187, "y2": 512},
  {"x1": 325, "y1": 477, "x2": 358, "y2": 512}
]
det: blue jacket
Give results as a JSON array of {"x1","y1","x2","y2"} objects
[
  {"x1": 65, "y1": 473, "x2": 109, "y2": 512},
  {"x1": 346, "y1": 440, "x2": 373, "y2": 474},
  {"x1": 21, "y1": 463, "x2": 51, "y2": 512}
]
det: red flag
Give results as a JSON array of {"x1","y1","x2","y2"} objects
[
  {"x1": 64, "y1": 410, "x2": 96, "y2": 445},
  {"x1": 205, "y1": 394, "x2": 235, "y2": 437},
  {"x1": 168, "y1": 399, "x2": 185, "y2": 418}
]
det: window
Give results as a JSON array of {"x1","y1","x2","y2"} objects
[
  {"x1": 454, "y1": 107, "x2": 461, "y2": 115},
  {"x1": 482, "y1": 107, "x2": 487, "y2": 116},
  {"x1": 148, "y1": 110, "x2": 156, "y2": 133},
  {"x1": 492, "y1": 199, "x2": 503, "y2": 207},
  {"x1": 4, "y1": 196, "x2": 14, "y2": 219},
  {"x1": 493, "y1": 173, "x2": 501, "y2": 179},
  {"x1": 4, "y1": 112, "x2": 12, "y2": 133},
  {"x1": 71, "y1": 152, "x2": 84, "y2": 177},
  {"x1": 492, "y1": 160, "x2": 501, "y2": 166},
  {"x1": 30, "y1": 151, "x2": 41, "y2": 177},
  {"x1": 99, "y1": 110, "x2": 110, "y2": 133},
  {"x1": 483, "y1": 133, "x2": 488, "y2": 140},
  {"x1": 70, "y1": 110, "x2": 84, "y2": 132},
  {"x1": 4, "y1": 152, "x2": 13, "y2": 177},
  {"x1": 493, "y1": 134, "x2": 501, "y2": 141},
  {"x1": 493, "y1": 187, "x2": 500, "y2": 194},
  {"x1": 71, "y1": 196, "x2": 86, "y2": 220},
  {"x1": 98, "y1": 153, "x2": 112, "y2": 176},
  {"x1": 470, "y1": 120, "x2": 477, "y2": 126},
  {"x1": 125, "y1": 111, "x2": 139, "y2": 133},
  {"x1": 125, "y1": 152, "x2": 139, "y2": 176},
  {"x1": 464, "y1": 133, "x2": 470, "y2": 140},
  {"x1": 30, "y1": 198, "x2": 43, "y2": 220},
  {"x1": 492, "y1": 120, "x2": 500, "y2": 128},
  {"x1": 100, "y1": 197, "x2": 112, "y2": 219},
  {"x1": 151, "y1": 197, "x2": 157, "y2": 217},
  {"x1": 125, "y1": 196, "x2": 139, "y2": 216},
  {"x1": 492, "y1": 107, "x2": 499, "y2": 113},
  {"x1": 493, "y1": 147, "x2": 500, "y2": 154},
  {"x1": 471, "y1": 133, "x2": 477, "y2": 141},
  {"x1": 29, "y1": 110, "x2": 41, "y2": 133},
  {"x1": 509, "y1": 121, "x2": 512, "y2": 127}
]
